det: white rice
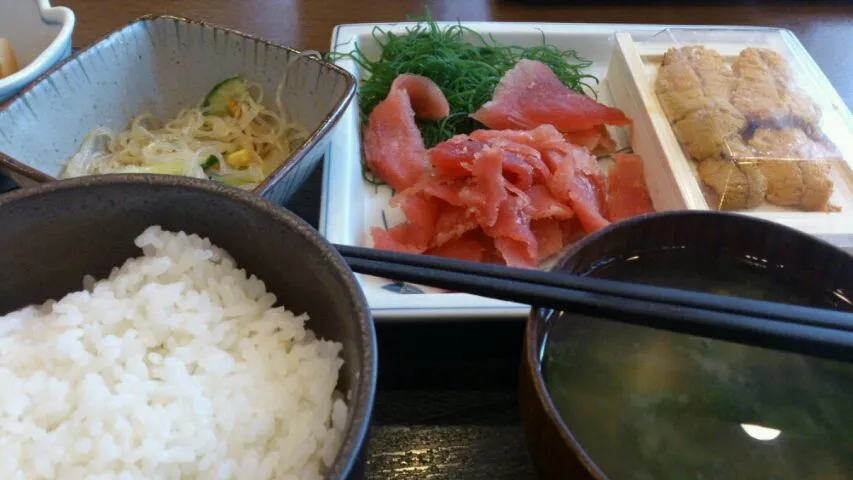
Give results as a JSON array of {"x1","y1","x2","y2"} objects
[{"x1": 0, "y1": 226, "x2": 349, "y2": 480}]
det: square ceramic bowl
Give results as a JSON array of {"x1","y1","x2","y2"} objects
[
  {"x1": 0, "y1": 15, "x2": 356, "y2": 205},
  {"x1": 0, "y1": 0, "x2": 75, "y2": 102}
]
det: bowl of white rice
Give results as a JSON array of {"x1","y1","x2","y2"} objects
[{"x1": 0, "y1": 174, "x2": 376, "y2": 479}]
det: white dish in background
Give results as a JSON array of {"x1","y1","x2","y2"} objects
[
  {"x1": 323, "y1": 21, "x2": 792, "y2": 320},
  {"x1": 608, "y1": 28, "x2": 853, "y2": 251},
  {"x1": 0, "y1": 0, "x2": 75, "y2": 102}
]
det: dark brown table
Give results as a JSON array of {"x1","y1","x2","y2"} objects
[
  {"x1": 60, "y1": 0, "x2": 853, "y2": 105},
  {"x1": 8, "y1": 1, "x2": 853, "y2": 477}
]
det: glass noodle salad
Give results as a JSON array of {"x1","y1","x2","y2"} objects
[{"x1": 60, "y1": 76, "x2": 308, "y2": 190}]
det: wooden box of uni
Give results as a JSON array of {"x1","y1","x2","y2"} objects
[{"x1": 607, "y1": 28, "x2": 853, "y2": 251}]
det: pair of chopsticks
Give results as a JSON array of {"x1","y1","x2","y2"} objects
[{"x1": 335, "y1": 244, "x2": 853, "y2": 363}]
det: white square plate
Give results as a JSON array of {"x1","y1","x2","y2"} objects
[{"x1": 322, "y1": 21, "x2": 789, "y2": 320}]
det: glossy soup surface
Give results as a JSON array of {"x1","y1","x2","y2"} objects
[{"x1": 542, "y1": 251, "x2": 853, "y2": 480}]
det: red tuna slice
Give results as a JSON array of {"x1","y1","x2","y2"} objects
[
  {"x1": 458, "y1": 146, "x2": 507, "y2": 228},
  {"x1": 433, "y1": 206, "x2": 479, "y2": 247},
  {"x1": 390, "y1": 74, "x2": 450, "y2": 121},
  {"x1": 539, "y1": 142, "x2": 574, "y2": 173},
  {"x1": 470, "y1": 125, "x2": 571, "y2": 176},
  {"x1": 484, "y1": 195, "x2": 538, "y2": 263},
  {"x1": 562, "y1": 127, "x2": 602, "y2": 151},
  {"x1": 488, "y1": 138, "x2": 550, "y2": 184},
  {"x1": 560, "y1": 217, "x2": 586, "y2": 245},
  {"x1": 477, "y1": 236, "x2": 505, "y2": 265},
  {"x1": 428, "y1": 135, "x2": 487, "y2": 179},
  {"x1": 562, "y1": 125, "x2": 617, "y2": 155},
  {"x1": 569, "y1": 180, "x2": 610, "y2": 233},
  {"x1": 375, "y1": 191, "x2": 441, "y2": 253},
  {"x1": 594, "y1": 125, "x2": 617, "y2": 155},
  {"x1": 471, "y1": 59, "x2": 631, "y2": 132},
  {"x1": 494, "y1": 237, "x2": 537, "y2": 269},
  {"x1": 425, "y1": 234, "x2": 486, "y2": 262},
  {"x1": 548, "y1": 145, "x2": 610, "y2": 233},
  {"x1": 422, "y1": 178, "x2": 468, "y2": 207},
  {"x1": 504, "y1": 181, "x2": 532, "y2": 208},
  {"x1": 370, "y1": 226, "x2": 427, "y2": 254},
  {"x1": 573, "y1": 145, "x2": 607, "y2": 205},
  {"x1": 363, "y1": 88, "x2": 428, "y2": 191},
  {"x1": 531, "y1": 218, "x2": 565, "y2": 262},
  {"x1": 500, "y1": 151, "x2": 534, "y2": 190},
  {"x1": 398, "y1": 192, "x2": 442, "y2": 231},
  {"x1": 390, "y1": 223, "x2": 433, "y2": 251},
  {"x1": 470, "y1": 125, "x2": 566, "y2": 152},
  {"x1": 607, "y1": 153, "x2": 654, "y2": 222},
  {"x1": 526, "y1": 184, "x2": 574, "y2": 220}
]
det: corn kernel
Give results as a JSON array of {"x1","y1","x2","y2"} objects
[{"x1": 225, "y1": 149, "x2": 252, "y2": 168}]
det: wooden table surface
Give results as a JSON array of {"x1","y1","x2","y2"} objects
[
  {"x1": 50, "y1": 2, "x2": 853, "y2": 479},
  {"x1": 63, "y1": 0, "x2": 853, "y2": 104}
]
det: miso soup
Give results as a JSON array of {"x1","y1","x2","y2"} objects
[{"x1": 542, "y1": 251, "x2": 853, "y2": 480}]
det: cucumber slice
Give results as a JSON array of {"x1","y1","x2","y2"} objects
[
  {"x1": 202, "y1": 76, "x2": 247, "y2": 116},
  {"x1": 200, "y1": 155, "x2": 219, "y2": 169}
]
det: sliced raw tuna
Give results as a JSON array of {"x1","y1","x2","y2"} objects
[
  {"x1": 484, "y1": 195, "x2": 538, "y2": 264},
  {"x1": 370, "y1": 226, "x2": 426, "y2": 254},
  {"x1": 397, "y1": 223, "x2": 433, "y2": 249},
  {"x1": 425, "y1": 234, "x2": 486, "y2": 262},
  {"x1": 433, "y1": 207, "x2": 479, "y2": 247},
  {"x1": 594, "y1": 125, "x2": 617, "y2": 155},
  {"x1": 398, "y1": 193, "x2": 442, "y2": 232},
  {"x1": 458, "y1": 146, "x2": 507, "y2": 228},
  {"x1": 423, "y1": 179, "x2": 468, "y2": 207},
  {"x1": 478, "y1": 237, "x2": 504, "y2": 265},
  {"x1": 526, "y1": 184, "x2": 574, "y2": 220},
  {"x1": 572, "y1": 145, "x2": 608, "y2": 207},
  {"x1": 562, "y1": 128, "x2": 602, "y2": 151},
  {"x1": 494, "y1": 237, "x2": 537, "y2": 269},
  {"x1": 471, "y1": 125, "x2": 578, "y2": 175},
  {"x1": 428, "y1": 135, "x2": 486, "y2": 178},
  {"x1": 569, "y1": 178, "x2": 610, "y2": 233},
  {"x1": 471, "y1": 59, "x2": 631, "y2": 132},
  {"x1": 487, "y1": 138, "x2": 550, "y2": 184},
  {"x1": 548, "y1": 144, "x2": 610, "y2": 234},
  {"x1": 606, "y1": 153, "x2": 654, "y2": 222},
  {"x1": 500, "y1": 151, "x2": 534, "y2": 190},
  {"x1": 547, "y1": 152, "x2": 575, "y2": 204},
  {"x1": 560, "y1": 217, "x2": 586, "y2": 245},
  {"x1": 369, "y1": 123, "x2": 651, "y2": 270},
  {"x1": 470, "y1": 124, "x2": 566, "y2": 152},
  {"x1": 562, "y1": 125, "x2": 616, "y2": 155},
  {"x1": 390, "y1": 73, "x2": 450, "y2": 121},
  {"x1": 504, "y1": 181, "x2": 532, "y2": 207},
  {"x1": 531, "y1": 218, "x2": 565, "y2": 261},
  {"x1": 362, "y1": 88, "x2": 428, "y2": 191}
]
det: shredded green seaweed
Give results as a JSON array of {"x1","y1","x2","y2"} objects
[{"x1": 331, "y1": 10, "x2": 598, "y2": 148}]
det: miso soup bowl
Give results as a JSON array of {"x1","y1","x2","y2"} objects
[{"x1": 519, "y1": 211, "x2": 853, "y2": 479}]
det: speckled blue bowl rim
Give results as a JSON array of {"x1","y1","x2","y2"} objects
[
  {"x1": 0, "y1": 173, "x2": 377, "y2": 480},
  {"x1": 0, "y1": 14, "x2": 357, "y2": 195}
]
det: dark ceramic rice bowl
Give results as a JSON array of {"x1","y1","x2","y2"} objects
[{"x1": 0, "y1": 174, "x2": 376, "y2": 479}]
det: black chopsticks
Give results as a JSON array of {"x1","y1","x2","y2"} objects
[{"x1": 335, "y1": 244, "x2": 853, "y2": 363}]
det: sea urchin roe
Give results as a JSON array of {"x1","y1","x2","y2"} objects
[{"x1": 655, "y1": 45, "x2": 839, "y2": 212}]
